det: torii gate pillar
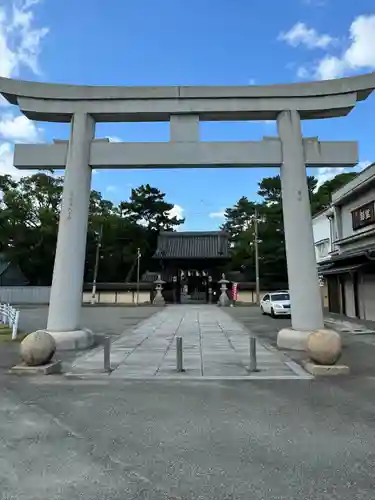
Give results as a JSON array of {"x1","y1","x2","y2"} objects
[{"x1": 46, "y1": 113, "x2": 95, "y2": 349}]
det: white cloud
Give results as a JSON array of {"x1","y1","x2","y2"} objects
[
  {"x1": 302, "y1": 0, "x2": 326, "y2": 6},
  {"x1": 107, "y1": 136, "x2": 122, "y2": 143},
  {"x1": 314, "y1": 160, "x2": 373, "y2": 188},
  {"x1": 345, "y1": 15, "x2": 375, "y2": 69},
  {"x1": 279, "y1": 22, "x2": 337, "y2": 49},
  {"x1": 168, "y1": 204, "x2": 184, "y2": 220},
  {"x1": 0, "y1": 141, "x2": 34, "y2": 177},
  {"x1": 315, "y1": 15, "x2": 375, "y2": 79},
  {"x1": 0, "y1": 142, "x2": 16, "y2": 176},
  {"x1": 314, "y1": 55, "x2": 346, "y2": 80},
  {"x1": 0, "y1": 113, "x2": 43, "y2": 177},
  {"x1": 138, "y1": 218, "x2": 148, "y2": 227},
  {"x1": 209, "y1": 210, "x2": 225, "y2": 219},
  {"x1": 286, "y1": 14, "x2": 375, "y2": 80},
  {"x1": 0, "y1": 1, "x2": 48, "y2": 179},
  {"x1": 356, "y1": 160, "x2": 372, "y2": 171},
  {"x1": 315, "y1": 167, "x2": 345, "y2": 187},
  {"x1": 0, "y1": 113, "x2": 42, "y2": 142},
  {"x1": 106, "y1": 185, "x2": 117, "y2": 193},
  {"x1": 0, "y1": 0, "x2": 48, "y2": 79},
  {"x1": 296, "y1": 65, "x2": 310, "y2": 79}
]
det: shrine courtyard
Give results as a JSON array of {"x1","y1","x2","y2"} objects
[{"x1": 14, "y1": 304, "x2": 307, "y2": 379}]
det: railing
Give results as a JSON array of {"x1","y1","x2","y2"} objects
[{"x1": 0, "y1": 303, "x2": 20, "y2": 340}]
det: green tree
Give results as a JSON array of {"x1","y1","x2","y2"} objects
[
  {"x1": 119, "y1": 184, "x2": 184, "y2": 231},
  {"x1": 0, "y1": 174, "x2": 182, "y2": 285},
  {"x1": 0, "y1": 172, "x2": 63, "y2": 284},
  {"x1": 311, "y1": 172, "x2": 358, "y2": 215},
  {"x1": 257, "y1": 174, "x2": 318, "y2": 205},
  {"x1": 221, "y1": 197, "x2": 258, "y2": 279},
  {"x1": 221, "y1": 171, "x2": 359, "y2": 288},
  {"x1": 221, "y1": 196, "x2": 257, "y2": 237}
]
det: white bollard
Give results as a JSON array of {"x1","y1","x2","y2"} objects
[
  {"x1": 7, "y1": 304, "x2": 11, "y2": 328},
  {"x1": 12, "y1": 310, "x2": 20, "y2": 340},
  {"x1": 1, "y1": 304, "x2": 6, "y2": 325}
]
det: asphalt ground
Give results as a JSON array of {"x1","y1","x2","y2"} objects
[{"x1": 2, "y1": 305, "x2": 375, "y2": 499}]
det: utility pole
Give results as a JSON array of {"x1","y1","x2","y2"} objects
[
  {"x1": 136, "y1": 247, "x2": 141, "y2": 305},
  {"x1": 254, "y1": 208, "x2": 260, "y2": 305},
  {"x1": 91, "y1": 224, "x2": 103, "y2": 305}
]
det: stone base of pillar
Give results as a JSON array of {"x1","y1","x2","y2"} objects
[
  {"x1": 277, "y1": 328, "x2": 311, "y2": 351},
  {"x1": 38, "y1": 328, "x2": 94, "y2": 351}
]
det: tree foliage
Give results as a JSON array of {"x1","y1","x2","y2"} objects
[
  {"x1": 119, "y1": 184, "x2": 185, "y2": 231},
  {"x1": 0, "y1": 174, "x2": 182, "y2": 285},
  {"x1": 0, "y1": 168, "x2": 357, "y2": 288},
  {"x1": 222, "y1": 171, "x2": 358, "y2": 287}
]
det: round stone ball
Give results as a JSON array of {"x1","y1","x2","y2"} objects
[
  {"x1": 20, "y1": 330, "x2": 56, "y2": 366},
  {"x1": 307, "y1": 329, "x2": 342, "y2": 365}
]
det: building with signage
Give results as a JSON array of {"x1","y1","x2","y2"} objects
[{"x1": 314, "y1": 162, "x2": 375, "y2": 320}]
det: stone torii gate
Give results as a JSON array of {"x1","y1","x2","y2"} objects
[{"x1": 1, "y1": 73, "x2": 374, "y2": 350}]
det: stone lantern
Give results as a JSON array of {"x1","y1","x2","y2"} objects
[
  {"x1": 153, "y1": 274, "x2": 165, "y2": 305},
  {"x1": 218, "y1": 273, "x2": 230, "y2": 307}
]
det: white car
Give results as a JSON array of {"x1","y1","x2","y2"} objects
[{"x1": 260, "y1": 291, "x2": 291, "y2": 317}]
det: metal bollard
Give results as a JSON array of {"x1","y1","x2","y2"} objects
[
  {"x1": 103, "y1": 336, "x2": 111, "y2": 373},
  {"x1": 176, "y1": 336, "x2": 184, "y2": 372},
  {"x1": 249, "y1": 336, "x2": 257, "y2": 372}
]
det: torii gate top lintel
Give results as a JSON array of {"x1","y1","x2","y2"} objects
[{"x1": 0, "y1": 72, "x2": 375, "y2": 123}]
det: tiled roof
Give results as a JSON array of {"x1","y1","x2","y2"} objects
[{"x1": 153, "y1": 231, "x2": 230, "y2": 259}]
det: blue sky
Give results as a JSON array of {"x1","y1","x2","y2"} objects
[{"x1": 0, "y1": 0, "x2": 374, "y2": 229}]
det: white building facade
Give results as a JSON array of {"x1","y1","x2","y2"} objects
[
  {"x1": 313, "y1": 162, "x2": 375, "y2": 320},
  {"x1": 312, "y1": 208, "x2": 334, "y2": 265}
]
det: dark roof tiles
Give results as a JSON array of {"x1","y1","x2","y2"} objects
[{"x1": 153, "y1": 231, "x2": 229, "y2": 259}]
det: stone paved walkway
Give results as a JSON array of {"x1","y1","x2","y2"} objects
[{"x1": 69, "y1": 306, "x2": 311, "y2": 379}]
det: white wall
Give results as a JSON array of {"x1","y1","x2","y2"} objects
[
  {"x1": 0, "y1": 286, "x2": 51, "y2": 304},
  {"x1": 362, "y1": 274, "x2": 375, "y2": 321},
  {"x1": 343, "y1": 276, "x2": 356, "y2": 318},
  {"x1": 312, "y1": 211, "x2": 332, "y2": 263},
  {"x1": 0, "y1": 287, "x2": 151, "y2": 305}
]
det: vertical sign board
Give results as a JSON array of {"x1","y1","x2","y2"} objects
[{"x1": 232, "y1": 282, "x2": 238, "y2": 302}]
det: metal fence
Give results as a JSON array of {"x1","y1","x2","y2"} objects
[{"x1": 0, "y1": 303, "x2": 20, "y2": 339}]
